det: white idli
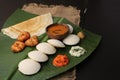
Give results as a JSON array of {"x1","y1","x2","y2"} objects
[
  {"x1": 47, "y1": 39, "x2": 65, "y2": 48},
  {"x1": 28, "y1": 50, "x2": 48, "y2": 62},
  {"x1": 67, "y1": 24, "x2": 73, "y2": 33},
  {"x1": 63, "y1": 34, "x2": 80, "y2": 45},
  {"x1": 18, "y1": 58, "x2": 41, "y2": 75},
  {"x1": 36, "y1": 42, "x2": 56, "y2": 55}
]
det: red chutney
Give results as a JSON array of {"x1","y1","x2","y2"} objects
[{"x1": 53, "y1": 54, "x2": 69, "y2": 67}]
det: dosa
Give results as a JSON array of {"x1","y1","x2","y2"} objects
[{"x1": 1, "y1": 13, "x2": 53, "y2": 39}]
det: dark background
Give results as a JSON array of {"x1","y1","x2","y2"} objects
[{"x1": 0, "y1": 0, "x2": 120, "y2": 80}]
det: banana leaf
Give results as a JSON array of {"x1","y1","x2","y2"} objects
[{"x1": 0, "y1": 9, "x2": 102, "y2": 80}]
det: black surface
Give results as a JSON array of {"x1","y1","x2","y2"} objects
[
  {"x1": 0, "y1": 0, "x2": 120, "y2": 80},
  {"x1": 77, "y1": 0, "x2": 120, "y2": 80}
]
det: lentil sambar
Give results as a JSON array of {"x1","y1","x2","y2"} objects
[{"x1": 46, "y1": 24, "x2": 69, "y2": 40}]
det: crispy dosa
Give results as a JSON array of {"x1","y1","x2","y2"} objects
[{"x1": 1, "y1": 13, "x2": 53, "y2": 39}]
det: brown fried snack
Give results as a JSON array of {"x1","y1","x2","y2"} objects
[
  {"x1": 77, "y1": 31, "x2": 85, "y2": 39},
  {"x1": 17, "y1": 31, "x2": 30, "y2": 42},
  {"x1": 11, "y1": 41, "x2": 26, "y2": 53},
  {"x1": 25, "y1": 35, "x2": 39, "y2": 47}
]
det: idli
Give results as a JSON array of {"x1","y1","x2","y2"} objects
[
  {"x1": 67, "y1": 24, "x2": 73, "y2": 33},
  {"x1": 36, "y1": 42, "x2": 56, "y2": 55},
  {"x1": 63, "y1": 34, "x2": 80, "y2": 45},
  {"x1": 18, "y1": 58, "x2": 41, "y2": 75},
  {"x1": 28, "y1": 50, "x2": 48, "y2": 62},
  {"x1": 47, "y1": 39, "x2": 65, "y2": 48}
]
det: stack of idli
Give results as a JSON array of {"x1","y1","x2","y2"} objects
[{"x1": 18, "y1": 50, "x2": 49, "y2": 75}]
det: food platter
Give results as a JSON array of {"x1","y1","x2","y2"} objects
[{"x1": 0, "y1": 9, "x2": 101, "y2": 80}]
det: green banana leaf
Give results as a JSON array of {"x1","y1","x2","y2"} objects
[{"x1": 0, "y1": 9, "x2": 102, "y2": 80}]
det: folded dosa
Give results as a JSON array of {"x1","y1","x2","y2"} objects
[{"x1": 1, "y1": 13, "x2": 53, "y2": 39}]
